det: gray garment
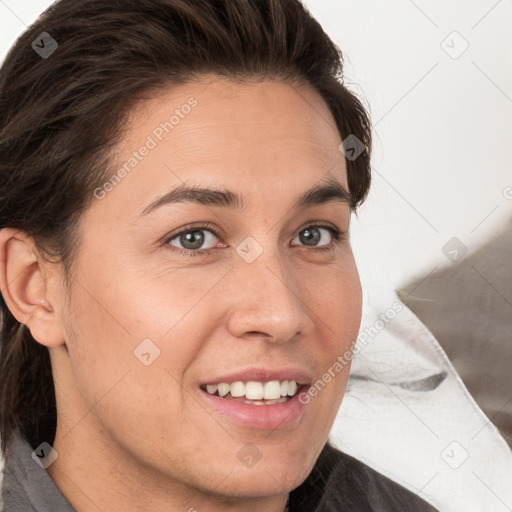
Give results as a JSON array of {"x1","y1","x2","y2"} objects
[{"x1": 1, "y1": 435, "x2": 75, "y2": 512}]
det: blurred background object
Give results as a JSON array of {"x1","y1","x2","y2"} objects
[{"x1": 398, "y1": 217, "x2": 512, "y2": 448}]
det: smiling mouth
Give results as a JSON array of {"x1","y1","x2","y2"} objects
[{"x1": 199, "y1": 380, "x2": 306, "y2": 406}]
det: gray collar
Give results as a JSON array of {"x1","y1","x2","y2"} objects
[{"x1": 1, "y1": 435, "x2": 75, "y2": 511}]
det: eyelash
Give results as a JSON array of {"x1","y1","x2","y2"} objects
[{"x1": 163, "y1": 221, "x2": 347, "y2": 258}]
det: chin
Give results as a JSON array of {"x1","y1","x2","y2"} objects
[
  {"x1": 217, "y1": 466, "x2": 310, "y2": 499},
  {"x1": 235, "y1": 450, "x2": 314, "y2": 494}
]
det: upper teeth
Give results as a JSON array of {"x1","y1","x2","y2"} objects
[{"x1": 205, "y1": 380, "x2": 298, "y2": 400}]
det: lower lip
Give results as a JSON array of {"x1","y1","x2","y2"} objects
[{"x1": 199, "y1": 387, "x2": 308, "y2": 430}]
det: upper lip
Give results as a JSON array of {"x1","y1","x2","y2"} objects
[{"x1": 200, "y1": 367, "x2": 313, "y2": 386}]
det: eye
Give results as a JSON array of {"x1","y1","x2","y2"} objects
[
  {"x1": 164, "y1": 222, "x2": 345, "y2": 257},
  {"x1": 291, "y1": 225, "x2": 340, "y2": 248},
  {"x1": 166, "y1": 224, "x2": 220, "y2": 253}
]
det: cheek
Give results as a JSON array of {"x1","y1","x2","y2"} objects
[
  {"x1": 62, "y1": 262, "x2": 215, "y2": 407},
  {"x1": 60, "y1": 280, "x2": 200, "y2": 452},
  {"x1": 305, "y1": 256, "x2": 362, "y2": 345},
  {"x1": 61, "y1": 287, "x2": 134, "y2": 408},
  {"x1": 300, "y1": 258, "x2": 361, "y2": 422}
]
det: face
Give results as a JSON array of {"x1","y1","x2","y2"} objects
[{"x1": 47, "y1": 76, "x2": 362, "y2": 506}]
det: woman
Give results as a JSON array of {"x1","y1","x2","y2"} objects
[{"x1": 0, "y1": 0, "x2": 438, "y2": 510}]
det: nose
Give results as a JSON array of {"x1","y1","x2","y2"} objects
[{"x1": 226, "y1": 244, "x2": 313, "y2": 344}]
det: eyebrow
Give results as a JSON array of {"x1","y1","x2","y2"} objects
[{"x1": 138, "y1": 176, "x2": 352, "y2": 218}]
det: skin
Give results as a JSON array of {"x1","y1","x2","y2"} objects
[{"x1": 0, "y1": 76, "x2": 362, "y2": 512}]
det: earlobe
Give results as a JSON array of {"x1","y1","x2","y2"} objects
[{"x1": 0, "y1": 228, "x2": 65, "y2": 347}]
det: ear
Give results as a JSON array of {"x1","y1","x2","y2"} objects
[{"x1": 0, "y1": 228, "x2": 66, "y2": 347}]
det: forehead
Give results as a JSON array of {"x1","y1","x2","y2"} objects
[{"x1": 93, "y1": 76, "x2": 348, "y2": 219}]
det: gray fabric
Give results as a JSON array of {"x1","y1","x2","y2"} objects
[{"x1": 1, "y1": 436, "x2": 75, "y2": 512}]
